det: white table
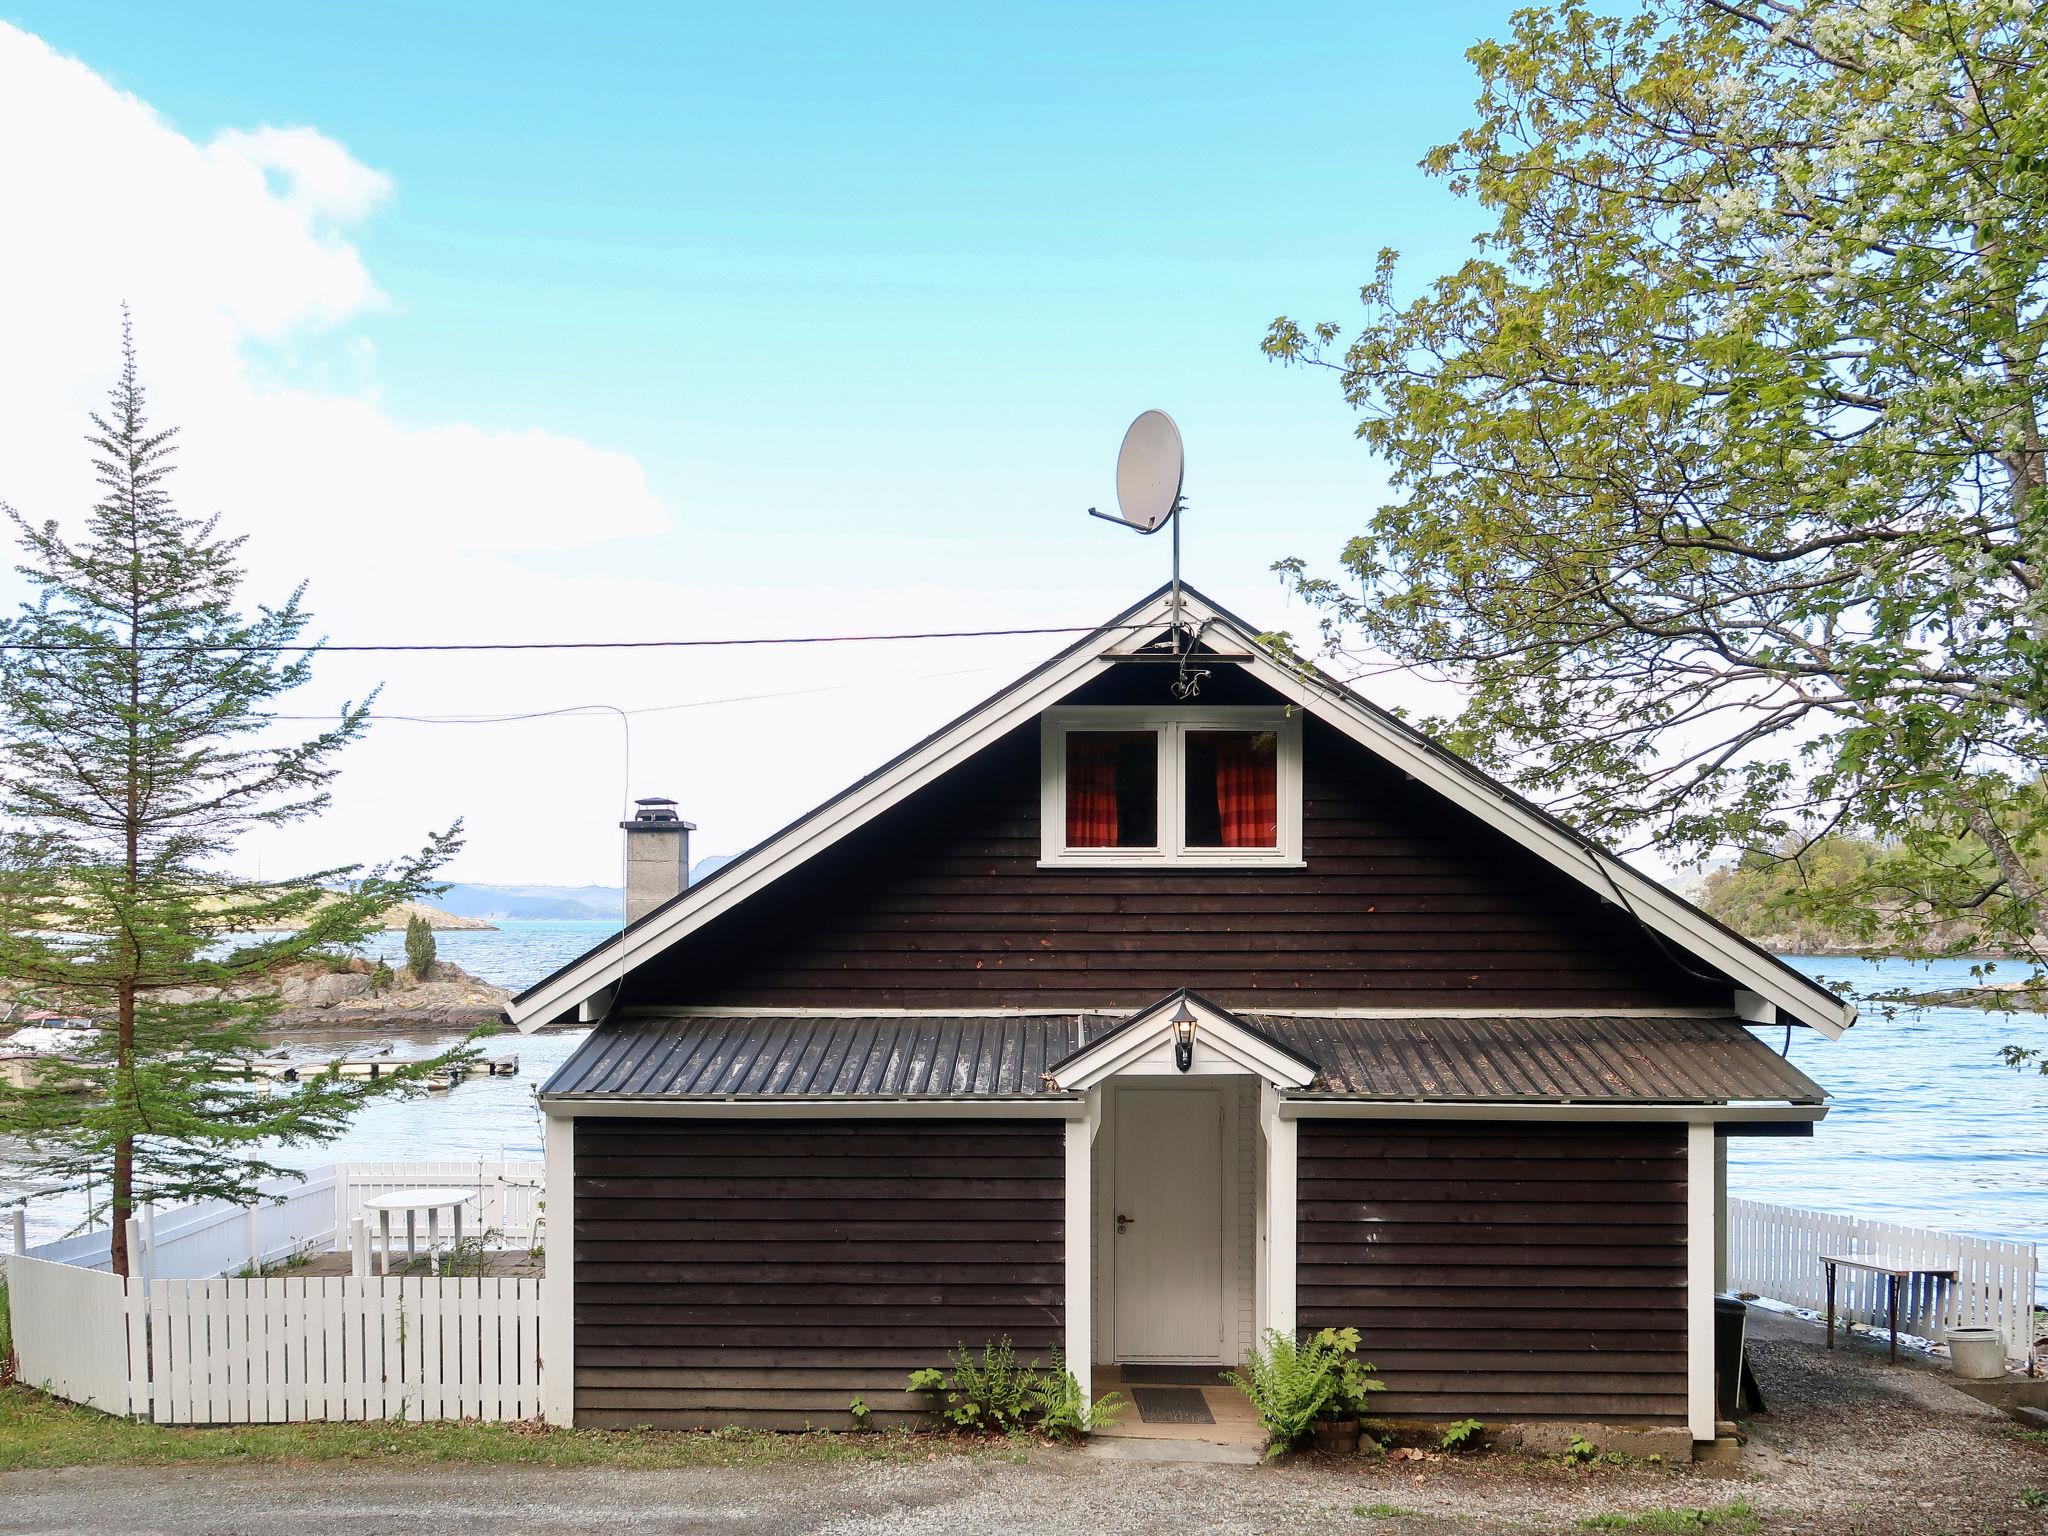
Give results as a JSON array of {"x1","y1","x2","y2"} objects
[{"x1": 362, "y1": 1187, "x2": 476, "y2": 1275}]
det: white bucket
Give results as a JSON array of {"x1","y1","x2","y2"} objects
[{"x1": 1947, "y1": 1327, "x2": 2006, "y2": 1380}]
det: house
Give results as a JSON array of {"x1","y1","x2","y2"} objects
[{"x1": 510, "y1": 583, "x2": 1849, "y2": 1443}]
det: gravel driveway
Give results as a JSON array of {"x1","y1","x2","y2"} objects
[{"x1": 0, "y1": 1314, "x2": 2039, "y2": 1535}]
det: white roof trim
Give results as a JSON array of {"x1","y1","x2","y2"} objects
[
  {"x1": 1048, "y1": 993, "x2": 1317, "y2": 1092},
  {"x1": 509, "y1": 586, "x2": 1853, "y2": 1039}
]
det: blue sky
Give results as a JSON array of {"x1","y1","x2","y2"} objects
[{"x1": 0, "y1": 4, "x2": 1514, "y2": 882}]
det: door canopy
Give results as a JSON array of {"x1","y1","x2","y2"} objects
[{"x1": 1046, "y1": 989, "x2": 1318, "y2": 1091}]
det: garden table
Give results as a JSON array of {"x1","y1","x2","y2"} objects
[
  {"x1": 362, "y1": 1187, "x2": 475, "y2": 1275},
  {"x1": 1821, "y1": 1254, "x2": 1958, "y2": 1364}
]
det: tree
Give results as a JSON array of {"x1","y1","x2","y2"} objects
[
  {"x1": 1265, "y1": 0, "x2": 2048, "y2": 972},
  {"x1": 404, "y1": 912, "x2": 436, "y2": 981},
  {"x1": 0, "y1": 317, "x2": 469, "y2": 1274}
]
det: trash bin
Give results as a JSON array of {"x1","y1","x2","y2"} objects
[{"x1": 1715, "y1": 1295, "x2": 1749, "y2": 1418}]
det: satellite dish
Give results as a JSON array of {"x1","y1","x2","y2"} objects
[{"x1": 1106, "y1": 409, "x2": 1183, "y2": 533}]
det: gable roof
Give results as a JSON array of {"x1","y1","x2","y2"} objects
[
  {"x1": 1044, "y1": 988, "x2": 1320, "y2": 1091},
  {"x1": 509, "y1": 584, "x2": 1855, "y2": 1038}
]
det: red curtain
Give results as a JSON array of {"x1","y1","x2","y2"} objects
[
  {"x1": 1066, "y1": 734, "x2": 1120, "y2": 847},
  {"x1": 1213, "y1": 733, "x2": 1277, "y2": 847}
]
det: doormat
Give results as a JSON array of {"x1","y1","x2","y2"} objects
[
  {"x1": 1130, "y1": 1386, "x2": 1215, "y2": 1425},
  {"x1": 1121, "y1": 1365, "x2": 1233, "y2": 1386}
]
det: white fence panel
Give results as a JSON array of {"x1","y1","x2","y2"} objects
[
  {"x1": 19, "y1": 1160, "x2": 544, "y2": 1279},
  {"x1": 339, "y1": 1162, "x2": 543, "y2": 1246},
  {"x1": 139, "y1": 1273, "x2": 544, "y2": 1424},
  {"x1": 1728, "y1": 1197, "x2": 2038, "y2": 1360},
  {"x1": 10, "y1": 1255, "x2": 135, "y2": 1414},
  {"x1": 24, "y1": 1166, "x2": 342, "y2": 1278}
]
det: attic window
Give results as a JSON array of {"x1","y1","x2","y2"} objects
[{"x1": 1041, "y1": 707, "x2": 1303, "y2": 866}]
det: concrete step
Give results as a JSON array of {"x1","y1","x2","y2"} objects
[{"x1": 1083, "y1": 1436, "x2": 1264, "y2": 1466}]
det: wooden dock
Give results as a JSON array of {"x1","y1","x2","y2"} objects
[{"x1": 235, "y1": 1052, "x2": 519, "y2": 1087}]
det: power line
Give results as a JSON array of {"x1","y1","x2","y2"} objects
[
  {"x1": 0, "y1": 621, "x2": 1149, "y2": 656},
  {"x1": 264, "y1": 667, "x2": 996, "y2": 725}
]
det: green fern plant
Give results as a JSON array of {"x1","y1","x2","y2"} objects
[
  {"x1": 1028, "y1": 1345, "x2": 1125, "y2": 1440},
  {"x1": 907, "y1": 1338, "x2": 1038, "y2": 1432},
  {"x1": 1228, "y1": 1328, "x2": 1340, "y2": 1455}
]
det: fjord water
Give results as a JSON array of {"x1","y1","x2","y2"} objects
[{"x1": 4, "y1": 924, "x2": 2045, "y2": 1258}]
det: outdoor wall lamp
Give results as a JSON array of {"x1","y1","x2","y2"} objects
[{"x1": 1170, "y1": 998, "x2": 1197, "y2": 1072}]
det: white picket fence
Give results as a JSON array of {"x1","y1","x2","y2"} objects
[
  {"x1": 7, "y1": 1255, "x2": 544, "y2": 1423},
  {"x1": 10, "y1": 1255, "x2": 135, "y2": 1414},
  {"x1": 1729, "y1": 1198, "x2": 2039, "y2": 1360},
  {"x1": 17, "y1": 1160, "x2": 542, "y2": 1279}
]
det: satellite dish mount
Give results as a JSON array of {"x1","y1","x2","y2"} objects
[{"x1": 1087, "y1": 409, "x2": 1206, "y2": 698}]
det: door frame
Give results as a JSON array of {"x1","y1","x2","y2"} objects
[{"x1": 1096, "y1": 1078, "x2": 1244, "y2": 1366}]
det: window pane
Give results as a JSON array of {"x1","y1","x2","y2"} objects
[
  {"x1": 1065, "y1": 731, "x2": 1158, "y2": 848},
  {"x1": 1185, "y1": 730, "x2": 1279, "y2": 848}
]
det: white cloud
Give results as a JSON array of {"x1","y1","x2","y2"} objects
[
  {"x1": 0, "y1": 22, "x2": 689, "y2": 883},
  {"x1": 210, "y1": 125, "x2": 394, "y2": 228}
]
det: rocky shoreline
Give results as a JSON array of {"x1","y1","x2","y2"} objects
[{"x1": 139, "y1": 955, "x2": 513, "y2": 1033}]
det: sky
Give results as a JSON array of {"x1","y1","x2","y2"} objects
[{"x1": 0, "y1": 3, "x2": 1510, "y2": 887}]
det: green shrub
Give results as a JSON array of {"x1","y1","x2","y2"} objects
[
  {"x1": 909, "y1": 1339, "x2": 1035, "y2": 1432},
  {"x1": 404, "y1": 914, "x2": 436, "y2": 981},
  {"x1": 1439, "y1": 1417, "x2": 1485, "y2": 1452},
  {"x1": 368, "y1": 960, "x2": 395, "y2": 995},
  {"x1": 1564, "y1": 1433, "x2": 1599, "y2": 1466},
  {"x1": 907, "y1": 1340, "x2": 1121, "y2": 1439},
  {"x1": 1228, "y1": 1326, "x2": 1383, "y2": 1456}
]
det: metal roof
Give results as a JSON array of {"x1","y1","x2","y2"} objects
[
  {"x1": 541, "y1": 1011, "x2": 1822, "y2": 1104},
  {"x1": 1248, "y1": 1014, "x2": 1823, "y2": 1103},
  {"x1": 541, "y1": 1012, "x2": 1104, "y2": 1099}
]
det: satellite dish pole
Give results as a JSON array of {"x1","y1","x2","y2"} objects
[{"x1": 1087, "y1": 410, "x2": 1203, "y2": 697}]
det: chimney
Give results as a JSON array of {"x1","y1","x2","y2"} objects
[{"x1": 620, "y1": 796, "x2": 694, "y2": 925}]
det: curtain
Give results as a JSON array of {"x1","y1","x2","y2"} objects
[
  {"x1": 1213, "y1": 732, "x2": 1277, "y2": 847},
  {"x1": 1066, "y1": 734, "x2": 1120, "y2": 847}
]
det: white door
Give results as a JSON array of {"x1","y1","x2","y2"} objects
[{"x1": 1112, "y1": 1087, "x2": 1225, "y2": 1362}]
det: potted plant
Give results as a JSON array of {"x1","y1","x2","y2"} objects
[{"x1": 1310, "y1": 1326, "x2": 1385, "y2": 1453}]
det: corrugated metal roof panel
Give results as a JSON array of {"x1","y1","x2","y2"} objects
[
  {"x1": 540, "y1": 1013, "x2": 1099, "y2": 1099},
  {"x1": 1244, "y1": 1013, "x2": 1823, "y2": 1103},
  {"x1": 540, "y1": 1011, "x2": 1822, "y2": 1103}
]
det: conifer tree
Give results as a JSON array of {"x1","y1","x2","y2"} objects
[
  {"x1": 0, "y1": 316, "x2": 470, "y2": 1274},
  {"x1": 404, "y1": 912, "x2": 436, "y2": 981}
]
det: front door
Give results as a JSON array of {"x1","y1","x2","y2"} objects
[{"x1": 1112, "y1": 1086, "x2": 1225, "y2": 1362}]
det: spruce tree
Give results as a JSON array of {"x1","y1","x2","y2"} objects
[
  {"x1": 404, "y1": 912, "x2": 436, "y2": 981},
  {"x1": 0, "y1": 316, "x2": 470, "y2": 1274}
]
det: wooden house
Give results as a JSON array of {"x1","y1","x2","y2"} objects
[{"x1": 508, "y1": 584, "x2": 1849, "y2": 1443}]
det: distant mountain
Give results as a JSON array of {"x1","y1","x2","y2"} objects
[
  {"x1": 439, "y1": 857, "x2": 736, "y2": 922},
  {"x1": 435, "y1": 884, "x2": 623, "y2": 921}
]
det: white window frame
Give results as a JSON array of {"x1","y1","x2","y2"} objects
[{"x1": 1039, "y1": 706, "x2": 1304, "y2": 867}]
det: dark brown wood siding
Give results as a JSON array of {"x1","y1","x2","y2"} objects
[
  {"x1": 1296, "y1": 1120, "x2": 1688, "y2": 1424},
  {"x1": 573, "y1": 1117, "x2": 1065, "y2": 1429},
  {"x1": 631, "y1": 671, "x2": 1724, "y2": 1010}
]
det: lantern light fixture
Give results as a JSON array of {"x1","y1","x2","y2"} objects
[{"x1": 1170, "y1": 998, "x2": 1197, "y2": 1073}]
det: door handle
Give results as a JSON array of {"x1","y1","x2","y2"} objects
[{"x1": 1116, "y1": 1213, "x2": 1135, "y2": 1233}]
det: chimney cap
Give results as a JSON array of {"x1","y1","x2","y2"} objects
[{"x1": 621, "y1": 796, "x2": 695, "y2": 832}]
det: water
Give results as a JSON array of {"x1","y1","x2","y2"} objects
[
  {"x1": 7, "y1": 926, "x2": 2045, "y2": 1258},
  {"x1": 1729, "y1": 955, "x2": 2048, "y2": 1252}
]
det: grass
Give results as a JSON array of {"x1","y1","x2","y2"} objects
[
  {"x1": 1578, "y1": 1503, "x2": 1760, "y2": 1533},
  {"x1": 0, "y1": 1384, "x2": 982, "y2": 1472},
  {"x1": 1355, "y1": 1504, "x2": 1420, "y2": 1519}
]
